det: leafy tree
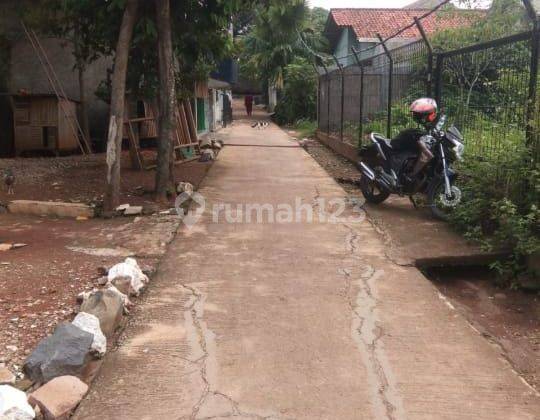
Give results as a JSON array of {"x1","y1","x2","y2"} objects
[
  {"x1": 431, "y1": 0, "x2": 532, "y2": 110},
  {"x1": 24, "y1": 0, "x2": 125, "y2": 143},
  {"x1": 273, "y1": 58, "x2": 317, "y2": 124},
  {"x1": 239, "y1": 2, "x2": 327, "y2": 115}
]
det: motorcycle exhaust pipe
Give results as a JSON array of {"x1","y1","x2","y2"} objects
[
  {"x1": 358, "y1": 162, "x2": 376, "y2": 181},
  {"x1": 358, "y1": 161, "x2": 394, "y2": 191}
]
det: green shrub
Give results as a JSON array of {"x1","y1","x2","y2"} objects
[
  {"x1": 294, "y1": 118, "x2": 317, "y2": 138},
  {"x1": 274, "y1": 58, "x2": 317, "y2": 125},
  {"x1": 450, "y1": 143, "x2": 540, "y2": 282}
]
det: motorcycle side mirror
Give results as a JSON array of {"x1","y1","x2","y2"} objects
[{"x1": 435, "y1": 114, "x2": 447, "y2": 131}]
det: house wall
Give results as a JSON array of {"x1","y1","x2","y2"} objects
[
  {"x1": 209, "y1": 88, "x2": 228, "y2": 131},
  {"x1": 333, "y1": 25, "x2": 418, "y2": 67},
  {"x1": 335, "y1": 28, "x2": 358, "y2": 67},
  {"x1": 8, "y1": 37, "x2": 112, "y2": 142}
]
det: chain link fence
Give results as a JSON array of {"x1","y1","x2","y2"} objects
[{"x1": 317, "y1": 26, "x2": 540, "y2": 166}]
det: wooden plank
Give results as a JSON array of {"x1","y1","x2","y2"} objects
[
  {"x1": 183, "y1": 100, "x2": 198, "y2": 144},
  {"x1": 140, "y1": 101, "x2": 158, "y2": 139},
  {"x1": 125, "y1": 120, "x2": 144, "y2": 170},
  {"x1": 128, "y1": 117, "x2": 155, "y2": 123},
  {"x1": 178, "y1": 104, "x2": 193, "y2": 146},
  {"x1": 174, "y1": 156, "x2": 200, "y2": 165}
]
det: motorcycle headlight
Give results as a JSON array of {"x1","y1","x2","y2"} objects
[{"x1": 452, "y1": 143, "x2": 465, "y2": 161}]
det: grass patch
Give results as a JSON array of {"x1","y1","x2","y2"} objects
[{"x1": 293, "y1": 119, "x2": 318, "y2": 138}]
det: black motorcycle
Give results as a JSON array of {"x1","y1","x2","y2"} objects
[{"x1": 357, "y1": 114, "x2": 465, "y2": 220}]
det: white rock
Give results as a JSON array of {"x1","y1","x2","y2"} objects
[
  {"x1": 115, "y1": 204, "x2": 130, "y2": 211},
  {"x1": 176, "y1": 182, "x2": 194, "y2": 196},
  {"x1": 72, "y1": 313, "x2": 107, "y2": 357},
  {"x1": 108, "y1": 258, "x2": 148, "y2": 296},
  {"x1": 106, "y1": 285, "x2": 132, "y2": 309},
  {"x1": 123, "y1": 206, "x2": 143, "y2": 216},
  {"x1": 211, "y1": 140, "x2": 223, "y2": 150},
  {"x1": 0, "y1": 385, "x2": 35, "y2": 419}
]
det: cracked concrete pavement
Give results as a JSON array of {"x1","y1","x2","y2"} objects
[{"x1": 74, "y1": 114, "x2": 540, "y2": 419}]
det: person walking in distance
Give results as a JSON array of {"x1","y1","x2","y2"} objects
[{"x1": 244, "y1": 94, "x2": 254, "y2": 117}]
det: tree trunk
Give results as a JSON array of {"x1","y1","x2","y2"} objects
[
  {"x1": 104, "y1": 0, "x2": 139, "y2": 212},
  {"x1": 77, "y1": 64, "x2": 91, "y2": 148},
  {"x1": 155, "y1": 0, "x2": 177, "y2": 203}
]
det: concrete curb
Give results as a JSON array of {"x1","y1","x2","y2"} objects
[
  {"x1": 8, "y1": 201, "x2": 95, "y2": 219},
  {"x1": 316, "y1": 130, "x2": 359, "y2": 163}
]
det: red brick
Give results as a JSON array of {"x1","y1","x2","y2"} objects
[{"x1": 29, "y1": 376, "x2": 88, "y2": 420}]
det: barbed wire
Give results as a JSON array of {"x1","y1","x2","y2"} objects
[{"x1": 302, "y1": 0, "x2": 456, "y2": 67}]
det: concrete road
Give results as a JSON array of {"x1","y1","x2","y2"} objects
[{"x1": 75, "y1": 114, "x2": 540, "y2": 419}]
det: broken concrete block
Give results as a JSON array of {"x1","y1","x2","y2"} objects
[
  {"x1": 8, "y1": 201, "x2": 94, "y2": 219},
  {"x1": 199, "y1": 138, "x2": 213, "y2": 149},
  {"x1": 199, "y1": 149, "x2": 215, "y2": 162},
  {"x1": 107, "y1": 258, "x2": 148, "y2": 296},
  {"x1": 71, "y1": 313, "x2": 107, "y2": 357},
  {"x1": 79, "y1": 290, "x2": 123, "y2": 337},
  {"x1": 96, "y1": 276, "x2": 108, "y2": 286},
  {"x1": 115, "y1": 204, "x2": 130, "y2": 212},
  {"x1": 123, "y1": 206, "x2": 143, "y2": 216},
  {"x1": 0, "y1": 366, "x2": 16, "y2": 385},
  {"x1": 176, "y1": 182, "x2": 194, "y2": 196},
  {"x1": 23, "y1": 324, "x2": 94, "y2": 384},
  {"x1": 29, "y1": 376, "x2": 88, "y2": 420},
  {"x1": 109, "y1": 276, "x2": 131, "y2": 296},
  {"x1": 0, "y1": 385, "x2": 35, "y2": 419},
  {"x1": 106, "y1": 285, "x2": 132, "y2": 310}
]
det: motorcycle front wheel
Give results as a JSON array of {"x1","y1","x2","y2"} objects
[
  {"x1": 359, "y1": 176, "x2": 390, "y2": 204},
  {"x1": 427, "y1": 179, "x2": 462, "y2": 221}
]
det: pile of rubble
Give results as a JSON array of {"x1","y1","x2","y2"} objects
[
  {"x1": 0, "y1": 257, "x2": 151, "y2": 419},
  {"x1": 198, "y1": 137, "x2": 223, "y2": 162}
]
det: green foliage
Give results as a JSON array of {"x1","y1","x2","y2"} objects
[
  {"x1": 450, "y1": 142, "x2": 540, "y2": 280},
  {"x1": 27, "y1": 0, "x2": 252, "y2": 101},
  {"x1": 273, "y1": 58, "x2": 317, "y2": 124},
  {"x1": 293, "y1": 118, "x2": 318, "y2": 138},
  {"x1": 239, "y1": 1, "x2": 328, "y2": 86}
]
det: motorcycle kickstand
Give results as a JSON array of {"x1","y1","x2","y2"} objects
[{"x1": 408, "y1": 195, "x2": 419, "y2": 209}]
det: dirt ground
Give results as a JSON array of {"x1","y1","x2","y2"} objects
[
  {"x1": 428, "y1": 266, "x2": 540, "y2": 391},
  {"x1": 296, "y1": 134, "x2": 540, "y2": 392},
  {"x1": 0, "y1": 149, "x2": 214, "y2": 380},
  {"x1": 0, "y1": 151, "x2": 212, "y2": 210}
]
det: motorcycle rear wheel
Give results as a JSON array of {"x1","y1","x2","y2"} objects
[{"x1": 360, "y1": 176, "x2": 390, "y2": 204}]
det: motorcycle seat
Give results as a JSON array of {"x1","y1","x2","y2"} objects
[{"x1": 372, "y1": 133, "x2": 393, "y2": 150}]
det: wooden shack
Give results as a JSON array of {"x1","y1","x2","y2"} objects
[
  {"x1": 11, "y1": 94, "x2": 79, "y2": 155},
  {"x1": 123, "y1": 99, "x2": 158, "y2": 141}
]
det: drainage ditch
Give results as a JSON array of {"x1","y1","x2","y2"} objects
[
  {"x1": 300, "y1": 136, "x2": 540, "y2": 394},
  {"x1": 423, "y1": 265, "x2": 540, "y2": 392}
]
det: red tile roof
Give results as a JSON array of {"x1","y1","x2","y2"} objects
[{"x1": 328, "y1": 8, "x2": 484, "y2": 40}]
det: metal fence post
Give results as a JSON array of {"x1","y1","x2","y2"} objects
[
  {"x1": 332, "y1": 55, "x2": 345, "y2": 141},
  {"x1": 434, "y1": 53, "x2": 444, "y2": 107},
  {"x1": 523, "y1": 0, "x2": 539, "y2": 148},
  {"x1": 316, "y1": 57, "x2": 331, "y2": 137},
  {"x1": 311, "y1": 61, "x2": 321, "y2": 128},
  {"x1": 351, "y1": 47, "x2": 365, "y2": 146},
  {"x1": 414, "y1": 17, "x2": 434, "y2": 97},
  {"x1": 377, "y1": 34, "x2": 393, "y2": 138}
]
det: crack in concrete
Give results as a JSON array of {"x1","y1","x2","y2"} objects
[
  {"x1": 312, "y1": 185, "x2": 321, "y2": 210},
  {"x1": 342, "y1": 224, "x2": 406, "y2": 420},
  {"x1": 360, "y1": 209, "x2": 414, "y2": 268},
  {"x1": 181, "y1": 284, "x2": 277, "y2": 420}
]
